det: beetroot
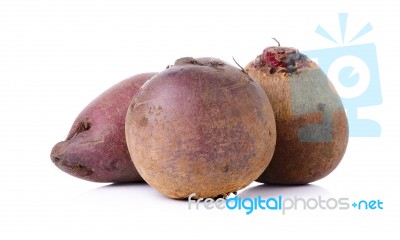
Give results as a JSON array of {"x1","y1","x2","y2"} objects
[
  {"x1": 51, "y1": 73, "x2": 156, "y2": 182},
  {"x1": 125, "y1": 57, "x2": 276, "y2": 199},
  {"x1": 246, "y1": 43, "x2": 348, "y2": 184}
]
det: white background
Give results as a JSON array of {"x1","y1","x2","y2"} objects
[{"x1": 1, "y1": 0, "x2": 399, "y2": 239}]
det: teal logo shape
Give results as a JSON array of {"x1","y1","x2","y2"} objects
[{"x1": 303, "y1": 13, "x2": 382, "y2": 137}]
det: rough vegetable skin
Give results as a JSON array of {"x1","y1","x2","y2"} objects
[
  {"x1": 50, "y1": 73, "x2": 156, "y2": 182},
  {"x1": 246, "y1": 46, "x2": 348, "y2": 184},
  {"x1": 125, "y1": 57, "x2": 276, "y2": 199}
]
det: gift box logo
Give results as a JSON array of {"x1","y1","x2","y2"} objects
[{"x1": 302, "y1": 13, "x2": 382, "y2": 137}]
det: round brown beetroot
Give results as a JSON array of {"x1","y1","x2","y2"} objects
[
  {"x1": 50, "y1": 73, "x2": 156, "y2": 182},
  {"x1": 245, "y1": 45, "x2": 348, "y2": 184},
  {"x1": 125, "y1": 57, "x2": 276, "y2": 199}
]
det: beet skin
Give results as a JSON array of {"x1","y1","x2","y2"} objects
[
  {"x1": 125, "y1": 57, "x2": 277, "y2": 199},
  {"x1": 246, "y1": 44, "x2": 348, "y2": 184},
  {"x1": 51, "y1": 73, "x2": 156, "y2": 182}
]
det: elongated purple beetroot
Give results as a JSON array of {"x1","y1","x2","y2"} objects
[{"x1": 51, "y1": 73, "x2": 156, "y2": 182}]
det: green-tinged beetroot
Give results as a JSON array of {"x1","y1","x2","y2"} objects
[
  {"x1": 245, "y1": 44, "x2": 348, "y2": 184},
  {"x1": 125, "y1": 57, "x2": 276, "y2": 199},
  {"x1": 50, "y1": 73, "x2": 156, "y2": 182}
]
